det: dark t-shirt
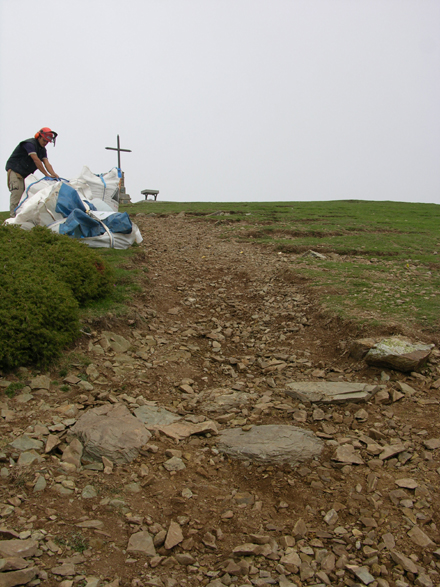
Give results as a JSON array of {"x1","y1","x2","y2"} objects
[{"x1": 5, "y1": 138, "x2": 48, "y2": 178}]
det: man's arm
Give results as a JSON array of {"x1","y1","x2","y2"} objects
[
  {"x1": 29, "y1": 153, "x2": 59, "y2": 178},
  {"x1": 42, "y1": 158, "x2": 59, "y2": 179},
  {"x1": 29, "y1": 153, "x2": 50, "y2": 176}
]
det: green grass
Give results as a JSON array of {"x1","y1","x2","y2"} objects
[
  {"x1": 81, "y1": 245, "x2": 145, "y2": 318},
  {"x1": 5, "y1": 382, "x2": 24, "y2": 398},
  {"x1": 3, "y1": 200, "x2": 438, "y2": 333},
  {"x1": 55, "y1": 532, "x2": 89, "y2": 553},
  {"x1": 122, "y1": 199, "x2": 440, "y2": 331}
]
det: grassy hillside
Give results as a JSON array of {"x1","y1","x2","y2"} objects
[
  {"x1": 123, "y1": 199, "x2": 440, "y2": 331},
  {"x1": 3, "y1": 199, "x2": 439, "y2": 332}
]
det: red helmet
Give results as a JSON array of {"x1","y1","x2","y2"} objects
[{"x1": 35, "y1": 127, "x2": 58, "y2": 145}]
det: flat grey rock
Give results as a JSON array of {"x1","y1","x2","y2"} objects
[
  {"x1": 285, "y1": 381, "x2": 378, "y2": 404},
  {"x1": 29, "y1": 375, "x2": 51, "y2": 390},
  {"x1": 203, "y1": 388, "x2": 255, "y2": 414},
  {"x1": 124, "y1": 482, "x2": 141, "y2": 493},
  {"x1": 218, "y1": 425, "x2": 323, "y2": 465},
  {"x1": 71, "y1": 403, "x2": 151, "y2": 464},
  {"x1": 0, "y1": 566, "x2": 37, "y2": 587},
  {"x1": 76, "y1": 520, "x2": 103, "y2": 529},
  {"x1": 332, "y1": 444, "x2": 364, "y2": 465},
  {"x1": 81, "y1": 485, "x2": 98, "y2": 499},
  {"x1": 9, "y1": 436, "x2": 43, "y2": 452},
  {"x1": 33, "y1": 476, "x2": 47, "y2": 492},
  {"x1": 99, "y1": 331, "x2": 131, "y2": 353},
  {"x1": 349, "y1": 565, "x2": 375, "y2": 585},
  {"x1": 390, "y1": 550, "x2": 418, "y2": 573},
  {"x1": 407, "y1": 525, "x2": 434, "y2": 547},
  {"x1": 17, "y1": 451, "x2": 42, "y2": 467},
  {"x1": 0, "y1": 539, "x2": 38, "y2": 559},
  {"x1": 0, "y1": 558, "x2": 29, "y2": 572},
  {"x1": 127, "y1": 531, "x2": 156, "y2": 556},
  {"x1": 365, "y1": 337, "x2": 434, "y2": 372},
  {"x1": 53, "y1": 484, "x2": 74, "y2": 496},
  {"x1": 134, "y1": 405, "x2": 181, "y2": 429},
  {"x1": 51, "y1": 563, "x2": 75, "y2": 576},
  {"x1": 62, "y1": 438, "x2": 83, "y2": 468},
  {"x1": 15, "y1": 393, "x2": 34, "y2": 404},
  {"x1": 163, "y1": 457, "x2": 186, "y2": 471},
  {"x1": 301, "y1": 249, "x2": 327, "y2": 260}
]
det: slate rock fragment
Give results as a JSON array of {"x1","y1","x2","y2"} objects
[
  {"x1": 365, "y1": 337, "x2": 434, "y2": 372},
  {"x1": 9, "y1": 437, "x2": 43, "y2": 452},
  {"x1": 332, "y1": 445, "x2": 364, "y2": 465},
  {"x1": 218, "y1": 425, "x2": 323, "y2": 465},
  {"x1": 0, "y1": 567, "x2": 37, "y2": 587},
  {"x1": 0, "y1": 540, "x2": 37, "y2": 559},
  {"x1": 71, "y1": 403, "x2": 151, "y2": 464},
  {"x1": 99, "y1": 331, "x2": 131, "y2": 353},
  {"x1": 134, "y1": 406, "x2": 181, "y2": 429},
  {"x1": 203, "y1": 389, "x2": 255, "y2": 414},
  {"x1": 127, "y1": 531, "x2": 156, "y2": 556},
  {"x1": 349, "y1": 338, "x2": 377, "y2": 360},
  {"x1": 285, "y1": 381, "x2": 379, "y2": 404}
]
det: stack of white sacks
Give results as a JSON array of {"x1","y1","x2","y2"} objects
[{"x1": 5, "y1": 166, "x2": 142, "y2": 249}]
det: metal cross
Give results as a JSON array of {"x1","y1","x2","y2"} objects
[{"x1": 105, "y1": 134, "x2": 132, "y2": 169}]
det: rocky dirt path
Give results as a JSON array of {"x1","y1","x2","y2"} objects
[{"x1": 0, "y1": 214, "x2": 439, "y2": 587}]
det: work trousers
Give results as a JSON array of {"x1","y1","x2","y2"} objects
[{"x1": 7, "y1": 170, "x2": 25, "y2": 217}]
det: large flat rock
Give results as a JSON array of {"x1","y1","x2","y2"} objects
[
  {"x1": 0, "y1": 539, "x2": 38, "y2": 559},
  {"x1": 9, "y1": 436, "x2": 43, "y2": 452},
  {"x1": 0, "y1": 567, "x2": 37, "y2": 587},
  {"x1": 365, "y1": 338, "x2": 434, "y2": 372},
  {"x1": 134, "y1": 405, "x2": 182, "y2": 429},
  {"x1": 71, "y1": 404, "x2": 151, "y2": 464},
  {"x1": 284, "y1": 381, "x2": 379, "y2": 404},
  {"x1": 217, "y1": 425, "x2": 323, "y2": 465}
]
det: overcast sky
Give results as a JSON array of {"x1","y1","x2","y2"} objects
[{"x1": 1, "y1": 0, "x2": 439, "y2": 209}]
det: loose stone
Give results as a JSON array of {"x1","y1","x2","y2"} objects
[
  {"x1": 218, "y1": 425, "x2": 323, "y2": 465},
  {"x1": 164, "y1": 521, "x2": 183, "y2": 550}
]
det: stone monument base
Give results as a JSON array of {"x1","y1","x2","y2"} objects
[{"x1": 119, "y1": 192, "x2": 132, "y2": 205}]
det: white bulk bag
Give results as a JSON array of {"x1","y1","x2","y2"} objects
[
  {"x1": 6, "y1": 176, "x2": 64, "y2": 227},
  {"x1": 48, "y1": 211, "x2": 143, "y2": 249},
  {"x1": 76, "y1": 166, "x2": 120, "y2": 212}
]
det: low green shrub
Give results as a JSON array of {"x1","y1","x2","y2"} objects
[
  {"x1": 0, "y1": 225, "x2": 114, "y2": 370},
  {"x1": 5, "y1": 382, "x2": 24, "y2": 398},
  {"x1": 1, "y1": 225, "x2": 113, "y2": 304}
]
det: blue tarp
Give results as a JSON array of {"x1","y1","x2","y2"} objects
[
  {"x1": 55, "y1": 183, "x2": 132, "y2": 239},
  {"x1": 56, "y1": 183, "x2": 97, "y2": 216},
  {"x1": 101, "y1": 213, "x2": 132, "y2": 234},
  {"x1": 58, "y1": 210, "x2": 133, "y2": 238}
]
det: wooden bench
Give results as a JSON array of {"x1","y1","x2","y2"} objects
[{"x1": 141, "y1": 189, "x2": 159, "y2": 201}]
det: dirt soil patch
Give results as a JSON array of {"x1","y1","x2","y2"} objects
[{"x1": 0, "y1": 214, "x2": 439, "y2": 587}]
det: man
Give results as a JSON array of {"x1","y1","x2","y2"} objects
[{"x1": 6, "y1": 127, "x2": 59, "y2": 216}]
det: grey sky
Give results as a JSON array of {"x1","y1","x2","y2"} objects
[{"x1": 1, "y1": 0, "x2": 439, "y2": 209}]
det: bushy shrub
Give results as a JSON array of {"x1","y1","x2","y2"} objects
[
  {"x1": 1, "y1": 226, "x2": 113, "y2": 304},
  {"x1": 0, "y1": 225, "x2": 114, "y2": 370}
]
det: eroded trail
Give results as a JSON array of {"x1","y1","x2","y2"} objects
[{"x1": 0, "y1": 214, "x2": 439, "y2": 587}]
